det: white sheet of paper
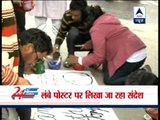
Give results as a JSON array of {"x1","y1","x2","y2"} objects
[
  {"x1": 32, "y1": 108, "x2": 119, "y2": 120},
  {"x1": 26, "y1": 70, "x2": 111, "y2": 120},
  {"x1": 24, "y1": 69, "x2": 98, "y2": 86}
]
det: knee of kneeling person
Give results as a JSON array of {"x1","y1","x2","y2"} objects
[{"x1": 68, "y1": 27, "x2": 79, "y2": 38}]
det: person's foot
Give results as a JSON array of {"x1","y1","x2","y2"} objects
[
  {"x1": 144, "y1": 114, "x2": 152, "y2": 120},
  {"x1": 145, "y1": 108, "x2": 158, "y2": 120},
  {"x1": 141, "y1": 64, "x2": 152, "y2": 72},
  {"x1": 63, "y1": 60, "x2": 72, "y2": 68}
]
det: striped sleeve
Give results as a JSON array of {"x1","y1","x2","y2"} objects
[
  {"x1": 55, "y1": 11, "x2": 71, "y2": 46},
  {"x1": 2, "y1": 65, "x2": 19, "y2": 85},
  {"x1": 54, "y1": 11, "x2": 90, "y2": 46},
  {"x1": 2, "y1": 1, "x2": 20, "y2": 85}
]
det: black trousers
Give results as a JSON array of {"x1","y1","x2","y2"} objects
[
  {"x1": 17, "y1": 53, "x2": 31, "y2": 120},
  {"x1": 66, "y1": 27, "x2": 91, "y2": 55},
  {"x1": 16, "y1": 108, "x2": 31, "y2": 120},
  {"x1": 12, "y1": 5, "x2": 29, "y2": 120},
  {"x1": 14, "y1": 11, "x2": 26, "y2": 36},
  {"x1": 103, "y1": 58, "x2": 146, "y2": 85}
]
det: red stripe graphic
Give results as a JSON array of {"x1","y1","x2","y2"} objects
[{"x1": 2, "y1": 24, "x2": 17, "y2": 36}]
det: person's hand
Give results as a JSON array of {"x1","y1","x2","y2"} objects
[
  {"x1": 24, "y1": 64, "x2": 35, "y2": 74},
  {"x1": 52, "y1": 44, "x2": 60, "y2": 55},
  {"x1": 81, "y1": 40, "x2": 93, "y2": 50},
  {"x1": 67, "y1": 55, "x2": 78, "y2": 64},
  {"x1": 16, "y1": 77, "x2": 32, "y2": 85},
  {"x1": 52, "y1": 47, "x2": 57, "y2": 55}
]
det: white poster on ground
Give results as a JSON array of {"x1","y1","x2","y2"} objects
[
  {"x1": 24, "y1": 69, "x2": 98, "y2": 86},
  {"x1": 31, "y1": 108, "x2": 119, "y2": 120}
]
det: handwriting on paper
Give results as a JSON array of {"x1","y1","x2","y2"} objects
[
  {"x1": 34, "y1": 108, "x2": 119, "y2": 120},
  {"x1": 24, "y1": 70, "x2": 98, "y2": 86}
]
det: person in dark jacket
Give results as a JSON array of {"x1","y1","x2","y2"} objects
[{"x1": 53, "y1": 0, "x2": 101, "y2": 68}]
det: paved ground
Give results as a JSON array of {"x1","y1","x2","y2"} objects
[{"x1": 25, "y1": 0, "x2": 158, "y2": 119}]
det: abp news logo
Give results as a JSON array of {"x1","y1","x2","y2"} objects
[{"x1": 133, "y1": 7, "x2": 146, "y2": 24}]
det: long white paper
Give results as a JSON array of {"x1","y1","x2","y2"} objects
[
  {"x1": 32, "y1": 108, "x2": 119, "y2": 120},
  {"x1": 24, "y1": 69, "x2": 98, "y2": 86}
]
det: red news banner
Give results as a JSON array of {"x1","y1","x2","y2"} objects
[{"x1": 0, "y1": 86, "x2": 158, "y2": 105}]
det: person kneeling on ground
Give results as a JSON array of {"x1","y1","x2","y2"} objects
[
  {"x1": 53, "y1": 0, "x2": 103, "y2": 68},
  {"x1": 67, "y1": 7, "x2": 148, "y2": 85}
]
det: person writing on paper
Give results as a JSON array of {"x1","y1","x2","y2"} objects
[
  {"x1": 67, "y1": 7, "x2": 147, "y2": 85},
  {"x1": 2, "y1": 1, "x2": 53, "y2": 84},
  {"x1": 18, "y1": 28, "x2": 53, "y2": 75},
  {"x1": 2, "y1": 28, "x2": 53, "y2": 85},
  {"x1": 53, "y1": 0, "x2": 98, "y2": 68}
]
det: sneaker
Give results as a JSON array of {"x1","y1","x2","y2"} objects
[
  {"x1": 63, "y1": 60, "x2": 72, "y2": 68},
  {"x1": 144, "y1": 114, "x2": 152, "y2": 120},
  {"x1": 142, "y1": 65, "x2": 152, "y2": 73}
]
